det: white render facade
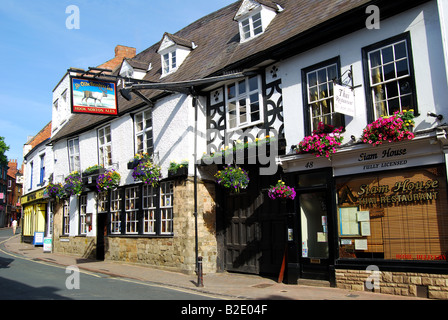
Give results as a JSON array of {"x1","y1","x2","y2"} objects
[{"x1": 39, "y1": 0, "x2": 448, "y2": 296}]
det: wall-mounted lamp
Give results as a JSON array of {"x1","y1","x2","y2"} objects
[{"x1": 427, "y1": 111, "x2": 444, "y2": 121}]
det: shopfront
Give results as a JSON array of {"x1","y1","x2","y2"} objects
[
  {"x1": 282, "y1": 136, "x2": 448, "y2": 296},
  {"x1": 21, "y1": 188, "x2": 48, "y2": 244}
]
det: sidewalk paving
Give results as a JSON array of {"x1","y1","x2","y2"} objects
[{"x1": 1, "y1": 231, "x2": 426, "y2": 300}]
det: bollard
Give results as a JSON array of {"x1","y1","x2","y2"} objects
[{"x1": 197, "y1": 256, "x2": 204, "y2": 287}]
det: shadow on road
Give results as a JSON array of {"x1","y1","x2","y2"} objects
[{"x1": 0, "y1": 276, "x2": 72, "y2": 300}]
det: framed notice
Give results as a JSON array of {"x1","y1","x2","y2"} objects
[
  {"x1": 340, "y1": 207, "x2": 360, "y2": 236},
  {"x1": 70, "y1": 76, "x2": 118, "y2": 116}
]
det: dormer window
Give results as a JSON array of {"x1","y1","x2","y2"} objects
[
  {"x1": 241, "y1": 12, "x2": 263, "y2": 41},
  {"x1": 235, "y1": 0, "x2": 281, "y2": 43},
  {"x1": 157, "y1": 33, "x2": 194, "y2": 77},
  {"x1": 163, "y1": 51, "x2": 176, "y2": 74}
]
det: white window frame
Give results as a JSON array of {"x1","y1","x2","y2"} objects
[
  {"x1": 367, "y1": 39, "x2": 414, "y2": 119},
  {"x1": 142, "y1": 185, "x2": 157, "y2": 235},
  {"x1": 239, "y1": 11, "x2": 263, "y2": 41},
  {"x1": 134, "y1": 110, "x2": 154, "y2": 156},
  {"x1": 63, "y1": 200, "x2": 70, "y2": 235},
  {"x1": 110, "y1": 189, "x2": 121, "y2": 234},
  {"x1": 79, "y1": 195, "x2": 87, "y2": 235},
  {"x1": 305, "y1": 62, "x2": 343, "y2": 132},
  {"x1": 162, "y1": 50, "x2": 177, "y2": 75},
  {"x1": 125, "y1": 187, "x2": 139, "y2": 234},
  {"x1": 98, "y1": 125, "x2": 112, "y2": 168},
  {"x1": 160, "y1": 182, "x2": 174, "y2": 235},
  {"x1": 225, "y1": 75, "x2": 263, "y2": 130},
  {"x1": 68, "y1": 138, "x2": 80, "y2": 173}
]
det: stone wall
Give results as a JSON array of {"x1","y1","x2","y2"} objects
[
  {"x1": 52, "y1": 178, "x2": 217, "y2": 274},
  {"x1": 336, "y1": 269, "x2": 448, "y2": 299},
  {"x1": 105, "y1": 179, "x2": 217, "y2": 274}
]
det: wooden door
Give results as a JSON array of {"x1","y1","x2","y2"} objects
[{"x1": 224, "y1": 192, "x2": 260, "y2": 274}]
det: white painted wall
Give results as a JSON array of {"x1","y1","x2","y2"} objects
[{"x1": 281, "y1": 1, "x2": 448, "y2": 147}]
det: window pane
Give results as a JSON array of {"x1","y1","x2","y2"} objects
[
  {"x1": 394, "y1": 41, "x2": 407, "y2": 59},
  {"x1": 239, "y1": 99, "x2": 247, "y2": 124},
  {"x1": 383, "y1": 63, "x2": 395, "y2": 81},
  {"x1": 228, "y1": 84, "x2": 236, "y2": 100},
  {"x1": 248, "y1": 76, "x2": 258, "y2": 92},
  {"x1": 382, "y1": 46, "x2": 394, "y2": 64},
  {"x1": 396, "y1": 59, "x2": 409, "y2": 78},
  {"x1": 369, "y1": 50, "x2": 382, "y2": 68},
  {"x1": 238, "y1": 80, "x2": 246, "y2": 95}
]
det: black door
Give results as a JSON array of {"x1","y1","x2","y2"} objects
[{"x1": 96, "y1": 212, "x2": 107, "y2": 261}]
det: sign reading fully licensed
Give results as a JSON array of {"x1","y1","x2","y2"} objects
[{"x1": 70, "y1": 76, "x2": 118, "y2": 116}]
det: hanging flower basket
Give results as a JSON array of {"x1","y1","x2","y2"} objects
[
  {"x1": 44, "y1": 182, "x2": 65, "y2": 200},
  {"x1": 214, "y1": 165, "x2": 249, "y2": 193},
  {"x1": 268, "y1": 180, "x2": 296, "y2": 200},
  {"x1": 63, "y1": 171, "x2": 83, "y2": 197},
  {"x1": 362, "y1": 110, "x2": 415, "y2": 146},
  {"x1": 294, "y1": 122, "x2": 344, "y2": 158},
  {"x1": 97, "y1": 169, "x2": 121, "y2": 192},
  {"x1": 132, "y1": 158, "x2": 162, "y2": 187}
]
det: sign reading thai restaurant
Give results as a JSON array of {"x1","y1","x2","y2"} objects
[
  {"x1": 334, "y1": 84, "x2": 355, "y2": 117},
  {"x1": 70, "y1": 76, "x2": 118, "y2": 116}
]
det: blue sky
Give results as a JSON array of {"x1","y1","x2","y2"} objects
[{"x1": 0, "y1": 0, "x2": 233, "y2": 165}]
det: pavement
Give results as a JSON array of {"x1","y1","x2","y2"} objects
[{"x1": 0, "y1": 229, "x2": 427, "y2": 300}]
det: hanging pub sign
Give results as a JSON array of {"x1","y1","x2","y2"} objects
[
  {"x1": 334, "y1": 83, "x2": 355, "y2": 117},
  {"x1": 70, "y1": 76, "x2": 118, "y2": 116}
]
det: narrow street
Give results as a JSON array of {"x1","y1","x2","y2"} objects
[{"x1": 0, "y1": 228, "x2": 219, "y2": 300}]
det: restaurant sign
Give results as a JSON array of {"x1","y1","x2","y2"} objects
[
  {"x1": 70, "y1": 76, "x2": 118, "y2": 116},
  {"x1": 333, "y1": 140, "x2": 443, "y2": 176}
]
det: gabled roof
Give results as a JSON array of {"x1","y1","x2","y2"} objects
[
  {"x1": 51, "y1": 0, "x2": 430, "y2": 143},
  {"x1": 158, "y1": 32, "x2": 195, "y2": 53}
]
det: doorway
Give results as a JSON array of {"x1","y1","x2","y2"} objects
[{"x1": 295, "y1": 170, "x2": 335, "y2": 281}]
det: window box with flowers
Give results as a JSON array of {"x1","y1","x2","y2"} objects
[
  {"x1": 268, "y1": 180, "x2": 296, "y2": 200},
  {"x1": 214, "y1": 165, "x2": 250, "y2": 193},
  {"x1": 168, "y1": 160, "x2": 189, "y2": 179},
  {"x1": 97, "y1": 169, "x2": 121, "y2": 192},
  {"x1": 63, "y1": 171, "x2": 83, "y2": 197},
  {"x1": 294, "y1": 122, "x2": 344, "y2": 158},
  {"x1": 82, "y1": 165, "x2": 105, "y2": 189},
  {"x1": 132, "y1": 157, "x2": 162, "y2": 187},
  {"x1": 361, "y1": 110, "x2": 415, "y2": 146}
]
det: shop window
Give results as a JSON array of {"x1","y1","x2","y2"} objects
[
  {"x1": 125, "y1": 187, "x2": 139, "y2": 234},
  {"x1": 160, "y1": 182, "x2": 174, "y2": 235},
  {"x1": 302, "y1": 58, "x2": 344, "y2": 134},
  {"x1": 62, "y1": 200, "x2": 70, "y2": 236},
  {"x1": 336, "y1": 165, "x2": 448, "y2": 261},
  {"x1": 110, "y1": 189, "x2": 122, "y2": 234},
  {"x1": 143, "y1": 185, "x2": 157, "y2": 235},
  {"x1": 107, "y1": 182, "x2": 175, "y2": 237},
  {"x1": 362, "y1": 33, "x2": 417, "y2": 123}
]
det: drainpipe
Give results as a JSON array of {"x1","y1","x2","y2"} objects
[{"x1": 192, "y1": 94, "x2": 199, "y2": 274}]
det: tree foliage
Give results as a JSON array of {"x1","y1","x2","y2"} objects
[{"x1": 0, "y1": 136, "x2": 10, "y2": 166}]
